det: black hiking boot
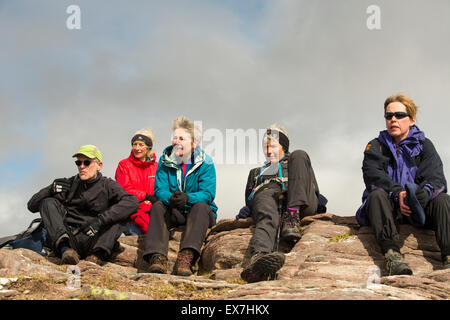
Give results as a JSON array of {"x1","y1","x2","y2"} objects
[
  {"x1": 147, "y1": 253, "x2": 168, "y2": 274},
  {"x1": 240, "y1": 252, "x2": 286, "y2": 283},
  {"x1": 280, "y1": 209, "x2": 301, "y2": 242},
  {"x1": 443, "y1": 256, "x2": 450, "y2": 270},
  {"x1": 173, "y1": 249, "x2": 195, "y2": 276},
  {"x1": 385, "y1": 249, "x2": 413, "y2": 276}
]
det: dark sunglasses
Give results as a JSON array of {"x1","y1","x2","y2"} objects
[
  {"x1": 384, "y1": 112, "x2": 410, "y2": 120},
  {"x1": 75, "y1": 159, "x2": 95, "y2": 167}
]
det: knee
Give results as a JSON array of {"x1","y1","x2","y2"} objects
[
  {"x1": 39, "y1": 197, "x2": 61, "y2": 211},
  {"x1": 429, "y1": 193, "x2": 450, "y2": 212},
  {"x1": 148, "y1": 201, "x2": 166, "y2": 216},
  {"x1": 367, "y1": 189, "x2": 389, "y2": 202},
  {"x1": 289, "y1": 150, "x2": 309, "y2": 162},
  {"x1": 190, "y1": 202, "x2": 210, "y2": 215}
]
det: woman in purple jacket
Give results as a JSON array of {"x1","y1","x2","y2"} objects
[{"x1": 356, "y1": 94, "x2": 450, "y2": 275}]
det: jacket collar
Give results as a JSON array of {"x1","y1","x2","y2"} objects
[
  {"x1": 128, "y1": 151, "x2": 156, "y2": 168},
  {"x1": 162, "y1": 145, "x2": 205, "y2": 168}
]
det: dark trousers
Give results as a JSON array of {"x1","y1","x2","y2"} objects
[
  {"x1": 143, "y1": 201, "x2": 216, "y2": 261},
  {"x1": 366, "y1": 189, "x2": 450, "y2": 259},
  {"x1": 39, "y1": 198, "x2": 124, "y2": 258},
  {"x1": 249, "y1": 150, "x2": 320, "y2": 254}
]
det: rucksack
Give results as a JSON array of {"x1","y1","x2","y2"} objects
[{"x1": 0, "y1": 218, "x2": 49, "y2": 256}]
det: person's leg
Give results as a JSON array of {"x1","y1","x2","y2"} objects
[
  {"x1": 366, "y1": 189, "x2": 412, "y2": 275},
  {"x1": 286, "y1": 150, "x2": 319, "y2": 217},
  {"x1": 142, "y1": 201, "x2": 172, "y2": 273},
  {"x1": 249, "y1": 187, "x2": 282, "y2": 254},
  {"x1": 242, "y1": 187, "x2": 285, "y2": 283},
  {"x1": 174, "y1": 202, "x2": 215, "y2": 276},
  {"x1": 39, "y1": 198, "x2": 73, "y2": 256},
  {"x1": 88, "y1": 220, "x2": 126, "y2": 263},
  {"x1": 425, "y1": 193, "x2": 450, "y2": 264},
  {"x1": 365, "y1": 189, "x2": 402, "y2": 254}
]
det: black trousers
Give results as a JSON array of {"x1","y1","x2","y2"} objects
[
  {"x1": 143, "y1": 201, "x2": 216, "y2": 261},
  {"x1": 366, "y1": 189, "x2": 450, "y2": 259},
  {"x1": 249, "y1": 150, "x2": 320, "y2": 254},
  {"x1": 39, "y1": 198, "x2": 125, "y2": 258}
]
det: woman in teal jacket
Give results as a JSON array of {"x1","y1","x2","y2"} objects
[{"x1": 143, "y1": 116, "x2": 217, "y2": 276}]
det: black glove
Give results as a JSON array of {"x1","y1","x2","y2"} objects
[
  {"x1": 169, "y1": 191, "x2": 189, "y2": 209},
  {"x1": 415, "y1": 187, "x2": 430, "y2": 208},
  {"x1": 51, "y1": 178, "x2": 71, "y2": 195},
  {"x1": 144, "y1": 194, "x2": 158, "y2": 204},
  {"x1": 80, "y1": 215, "x2": 106, "y2": 237},
  {"x1": 236, "y1": 206, "x2": 251, "y2": 219}
]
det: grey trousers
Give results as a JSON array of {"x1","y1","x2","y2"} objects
[
  {"x1": 143, "y1": 201, "x2": 216, "y2": 261},
  {"x1": 249, "y1": 150, "x2": 320, "y2": 254}
]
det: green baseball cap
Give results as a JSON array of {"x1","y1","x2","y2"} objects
[{"x1": 73, "y1": 145, "x2": 103, "y2": 162}]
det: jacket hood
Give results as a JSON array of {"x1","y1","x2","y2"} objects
[{"x1": 378, "y1": 124, "x2": 425, "y2": 157}]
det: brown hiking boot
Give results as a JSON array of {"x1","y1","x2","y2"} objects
[
  {"x1": 148, "y1": 253, "x2": 168, "y2": 274},
  {"x1": 240, "y1": 252, "x2": 286, "y2": 283},
  {"x1": 280, "y1": 209, "x2": 301, "y2": 242},
  {"x1": 60, "y1": 248, "x2": 80, "y2": 265},
  {"x1": 85, "y1": 254, "x2": 106, "y2": 266},
  {"x1": 173, "y1": 249, "x2": 195, "y2": 276},
  {"x1": 385, "y1": 249, "x2": 413, "y2": 276}
]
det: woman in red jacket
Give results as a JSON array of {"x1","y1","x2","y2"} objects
[{"x1": 115, "y1": 129, "x2": 158, "y2": 234}]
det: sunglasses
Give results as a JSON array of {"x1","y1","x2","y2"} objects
[
  {"x1": 75, "y1": 159, "x2": 95, "y2": 167},
  {"x1": 384, "y1": 112, "x2": 410, "y2": 120}
]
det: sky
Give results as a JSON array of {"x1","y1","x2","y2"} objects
[{"x1": 1, "y1": 0, "x2": 450, "y2": 236}]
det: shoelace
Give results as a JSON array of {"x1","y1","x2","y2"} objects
[
  {"x1": 177, "y1": 251, "x2": 194, "y2": 267},
  {"x1": 282, "y1": 211, "x2": 299, "y2": 226}
]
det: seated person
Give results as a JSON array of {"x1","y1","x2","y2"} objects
[
  {"x1": 356, "y1": 94, "x2": 450, "y2": 275},
  {"x1": 115, "y1": 128, "x2": 158, "y2": 234},
  {"x1": 143, "y1": 116, "x2": 217, "y2": 276},
  {"x1": 241, "y1": 124, "x2": 327, "y2": 283},
  {"x1": 27, "y1": 145, "x2": 139, "y2": 265}
]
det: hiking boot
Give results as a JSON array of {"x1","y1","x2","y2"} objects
[
  {"x1": 443, "y1": 256, "x2": 450, "y2": 270},
  {"x1": 173, "y1": 249, "x2": 195, "y2": 276},
  {"x1": 147, "y1": 253, "x2": 168, "y2": 274},
  {"x1": 85, "y1": 254, "x2": 106, "y2": 266},
  {"x1": 385, "y1": 249, "x2": 413, "y2": 276},
  {"x1": 240, "y1": 252, "x2": 286, "y2": 283},
  {"x1": 60, "y1": 248, "x2": 80, "y2": 265},
  {"x1": 280, "y1": 209, "x2": 301, "y2": 242}
]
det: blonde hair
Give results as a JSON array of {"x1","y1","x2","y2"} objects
[
  {"x1": 133, "y1": 128, "x2": 154, "y2": 158},
  {"x1": 172, "y1": 116, "x2": 202, "y2": 144},
  {"x1": 384, "y1": 94, "x2": 418, "y2": 121}
]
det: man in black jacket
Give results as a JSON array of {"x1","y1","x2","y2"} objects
[{"x1": 28, "y1": 145, "x2": 139, "y2": 265}]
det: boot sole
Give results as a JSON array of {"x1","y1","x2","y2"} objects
[
  {"x1": 148, "y1": 265, "x2": 167, "y2": 274},
  {"x1": 241, "y1": 252, "x2": 285, "y2": 283}
]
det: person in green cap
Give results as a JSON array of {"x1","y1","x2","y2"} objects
[{"x1": 27, "y1": 145, "x2": 139, "y2": 265}]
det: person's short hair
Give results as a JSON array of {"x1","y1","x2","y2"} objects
[
  {"x1": 172, "y1": 116, "x2": 202, "y2": 144},
  {"x1": 133, "y1": 128, "x2": 155, "y2": 158},
  {"x1": 384, "y1": 94, "x2": 418, "y2": 120}
]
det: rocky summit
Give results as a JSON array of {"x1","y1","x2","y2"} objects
[{"x1": 0, "y1": 213, "x2": 448, "y2": 300}]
